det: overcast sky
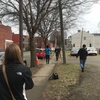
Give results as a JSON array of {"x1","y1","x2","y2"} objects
[
  {"x1": 11, "y1": 3, "x2": 100, "y2": 35},
  {"x1": 83, "y1": 3, "x2": 100, "y2": 33},
  {"x1": 67, "y1": 3, "x2": 100, "y2": 37}
]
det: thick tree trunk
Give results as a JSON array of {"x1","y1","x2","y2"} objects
[{"x1": 30, "y1": 36, "x2": 36, "y2": 67}]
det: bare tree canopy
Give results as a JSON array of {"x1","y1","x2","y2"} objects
[{"x1": 0, "y1": 0, "x2": 99, "y2": 67}]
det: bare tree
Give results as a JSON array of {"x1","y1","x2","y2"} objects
[
  {"x1": 0, "y1": 0, "x2": 98, "y2": 67},
  {"x1": 37, "y1": 8, "x2": 59, "y2": 46},
  {"x1": 0, "y1": 0, "x2": 57, "y2": 67},
  {"x1": 50, "y1": 31, "x2": 61, "y2": 47}
]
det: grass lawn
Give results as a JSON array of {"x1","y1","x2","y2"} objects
[
  {"x1": 40, "y1": 63, "x2": 81, "y2": 100},
  {"x1": 30, "y1": 53, "x2": 94, "y2": 100}
]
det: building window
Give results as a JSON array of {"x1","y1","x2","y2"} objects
[
  {"x1": 84, "y1": 37, "x2": 86, "y2": 40},
  {"x1": 89, "y1": 44, "x2": 92, "y2": 47},
  {"x1": 73, "y1": 44, "x2": 75, "y2": 47}
]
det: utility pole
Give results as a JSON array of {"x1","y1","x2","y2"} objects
[
  {"x1": 58, "y1": 0, "x2": 66, "y2": 64},
  {"x1": 55, "y1": 35, "x2": 57, "y2": 48},
  {"x1": 19, "y1": 0, "x2": 23, "y2": 58},
  {"x1": 80, "y1": 28, "x2": 83, "y2": 48}
]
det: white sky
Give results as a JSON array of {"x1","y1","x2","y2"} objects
[
  {"x1": 67, "y1": 3, "x2": 100, "y2": 37},
  {"x1": 11, "y1": 3, "x2": 100, "y2": 36},
  {"x1": 83, "y1": 3, "x2": 100, "y2": 33}
]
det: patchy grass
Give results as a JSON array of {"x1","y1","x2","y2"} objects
[
  {"x1": 30, "y1": 58, "x2": 95, "y2": 100},
  {"x1": 40, "y1": 63, "x2": 81, "y2": 100},
  {"x1": 66, "y1": 50, "x2": 71, "y2": 55}
]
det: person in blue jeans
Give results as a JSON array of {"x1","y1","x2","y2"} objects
[
  {"x1": 45, "y1": 45, "x2": 51, "y2": 64},
  {"x1": 76, "y1": 44, "x2": 88, "y2": 72}
]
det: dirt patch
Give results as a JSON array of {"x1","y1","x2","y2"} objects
[{"x1": 67, "y1": 64, "x2": 100, "y2": 100}]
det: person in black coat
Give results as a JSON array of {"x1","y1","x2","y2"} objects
[
  {"x1": 76, "y1": 44, "x2": 88, "y2": 72},
  {"x1": 55, "y1": 45, "x2": 61, "y2": 61},
  {"x1": 0, "y1": 44, "x2": 34, "y2": 100}
]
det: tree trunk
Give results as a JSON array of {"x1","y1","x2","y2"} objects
[{"x1": 30, "y1": 36, "x2": 36, "y2": 67}]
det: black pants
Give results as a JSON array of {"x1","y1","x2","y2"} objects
[
  {"x1": 46, "y1": 55, "x2": 50, "y2": 64},
  {"x1": 56, "y1": 53, "x2": 59, "y2": 61}
]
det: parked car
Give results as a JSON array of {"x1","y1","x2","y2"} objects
[
  {"x1": 0, "y1": 48, "x2": 3, "y2": 52},
  {"x1": 70, "y1": 47, "x2": 79, "y2": 56},
  {"x1": 0, "y1": 52, "x2": 27, "y2": 65},
  {"x1": 0, "y1": 52, "x2": 4, "y2": 65},
  {"x1": 86, "y1": 47, "x2": 97, "y2": 55},
  {"x1": 36, "y1": 48, "x2": 46, "y2": 59}
]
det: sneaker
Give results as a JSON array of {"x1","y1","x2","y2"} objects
[{"x1": 82, "y1": 68, "x2": 84, "y2": 72}]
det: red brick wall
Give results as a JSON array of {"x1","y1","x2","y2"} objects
[
  {"x1": 12, "y1": 34, "x2": 19, "y2": 46},
  {"x1": 0, "y1": 24, "x2": 12, "y2": 51},
  {"x1": 12, "y1": 34, "x2": 29, "y2": 50}
]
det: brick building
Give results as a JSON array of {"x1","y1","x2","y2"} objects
[
  {"x1": 0, "y1": 22, "x2": 54, "y2": 51},
  {"x1": 12, "y1": 34, "x2": 29, "y2": 50},
  {"x1": 12, "y1": 34, "x2": 19, "y2": 45},
  {"x1": 0, "y1": 22, "x2": 13, "y2": 51}
]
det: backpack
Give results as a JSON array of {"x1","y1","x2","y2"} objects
[{"x1": 49, "y1": 73, "x2": 59, "y2": 80}]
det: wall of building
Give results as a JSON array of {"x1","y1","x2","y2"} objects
[
  {"x1": 71, "y1": 31, "x2": 94, "y2": 48},
  {"x1": 12, "y1": 34, "x2": 19, "y2": 46},
  {"x1": 93, "y1": 35, "x2": 100, "y2": 49},
  {"x1": 0, "y1": 22, "x2": 53, "y2": 51},
  {"x1": 12, "y1": 34, "x2": 29, "y2": 50},
  {"x1": 0, "y1": 23, "x2": 12, "y2": 51}
]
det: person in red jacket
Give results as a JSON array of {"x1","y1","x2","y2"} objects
[
  {"x1": 0, "y1": 44, "x2": 34, "y2": 100},
  {"x1": 76, "y1": 44, "x2": 88, "y2": 72}
]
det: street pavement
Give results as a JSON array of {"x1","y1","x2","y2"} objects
[{"x1": 26, "y1": 56, "x2": 59, "y2": 100}]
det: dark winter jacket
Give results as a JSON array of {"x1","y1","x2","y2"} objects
[
  {"x1": 55, "y1": 48, "x2": 61, "y2": 56},
  {"x1": 0, "y1": 61, "x2": 34, "y2": 100},
  {"x1": 76, "y1": 48, "x2": 88, "y2": 59}
]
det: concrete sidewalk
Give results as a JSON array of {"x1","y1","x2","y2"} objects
[{"x1": 26, "y1": 59, "x2": 56, "y2": 100}]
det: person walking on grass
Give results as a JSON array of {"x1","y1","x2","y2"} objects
[
  {"x1": 45, "y1": 45, "x2": 51, "y2": 64},
  {"x1": 76, "y1": 44, "x2": 88, "y2": 72}
]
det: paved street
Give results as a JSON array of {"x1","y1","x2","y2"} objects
[
  {"x1": 23, "y1": 51, "x2": 31, "y2": 67},
  {"x1": 67, "y1": 54, "x2": 100, "y2": 66},
  {"x1": 23, "y1": 51, "x2": 100, "y2": 68}
]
